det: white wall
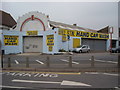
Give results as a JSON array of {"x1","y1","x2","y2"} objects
[
  {"x1": 15, "y1": 11, "x2": 50, "y2": 31},
  {"x1": 43, "y1": 29, "x2": 58, "y2": 54},
  {"x1": 2, "y1": 30, "x2": 21, "y2": 54}
]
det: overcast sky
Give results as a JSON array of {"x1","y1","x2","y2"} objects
[{"x1": 1, "y1": 2, "x2": 118, "y2": 30}]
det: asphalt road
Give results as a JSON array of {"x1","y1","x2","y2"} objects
[
  {"x1": 2, "y1": 52, "x2": 118, "y2": 69},
  {"x1": 0, "y1": 70, "x2": 118, "y2": 89}
]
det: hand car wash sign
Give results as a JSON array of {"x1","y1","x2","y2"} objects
[
  {"x1": 58, "y1": 28, "x2": 109, "y2": 39},
  {"x1": 4, "y1": 35, "x2": 19, "y2": 46},
  {"x1": 46, "y1": 35, "x2": 54, "y2": 52}
]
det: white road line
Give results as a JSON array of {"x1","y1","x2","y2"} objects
[
  {"x1": 60, "y1": 59, "x2": 79, "y2": 64},
  {"x1": 12, "y1": 79, "x2": 91, "y2": 86},
  {"x1": 85, "y1": 72, "x2": 118, "y2": 76},
  {"x1": 85, "y1": 72, "x2": 99, "y2": 74},
  {"x1": 12, "y1": 79, "x2": 61, "y2": 84},
  {"x1": 89, "y1": 59, "x2": 117, "y2": 64},
  {"x1": 0, "y1": 85, "x2": 28, "y2": 89},
  {"x1": 14, "y1": 60, "x2": 19, "y2": 64},
  {"x1": 36, "y1": 60, "x2": 44, "y2": 64},
  {"x1": 103, "y1": 73, "x2": 118, "y2": 76}
]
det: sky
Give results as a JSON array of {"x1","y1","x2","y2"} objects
[{"x1": 1, "y1": 1, "x2": 119, "y2": 30}]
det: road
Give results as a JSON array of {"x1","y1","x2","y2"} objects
[
  {"x1": 2, "y1": 52, "x2": 118, "y2": 69},
  {"x1": 1, "y1": 52, "x2": 119, "y2": 89},
  {"x1": 1, "y1": 70, "x2": 118, "y2": 89}
]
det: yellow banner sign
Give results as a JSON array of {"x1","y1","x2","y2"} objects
[
  {"x1": 62, "y1": 34, "x2": 67, "y2": 42},
  {"x1": 46, "y1": 35, "x2": 54, "y2": 46},
  {"x1": 4, "y1": 35, "x2": 19, "y2": 46},
  {"x1": 58, "y1": 28, "x2": 109, "y2": 39},
  {"x1": 26, "y1": 31, "x2": 38, "y2": 36}
]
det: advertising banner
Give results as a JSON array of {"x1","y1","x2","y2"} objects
[
  {"x1": 4, "y1": 35, "x2": 19, "y2": 46},
  {"x1": 58, "y1": 28, "x2": 109, "y2": 39},
  {"x1": 26, "y1": 31, "x2": 38, "y2": 36}
]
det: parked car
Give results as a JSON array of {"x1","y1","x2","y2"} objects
[
  {"x1": 73, "y1": 45, "x2": 90, "y2": 53},
  {"x1": 110, "y1": 47, "x2": 120, "y2": 53}
]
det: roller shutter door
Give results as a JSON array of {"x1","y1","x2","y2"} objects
[
  {"x1": 23, "y1": 36, "x2": 43, "y2": 53},
  {"x1": 82, "y1": 39, "x2": 106, "y2": 51}
]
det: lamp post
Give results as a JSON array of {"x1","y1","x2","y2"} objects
[{"x1": 109, "y1": 26, "x2": 113, "y2": 52}]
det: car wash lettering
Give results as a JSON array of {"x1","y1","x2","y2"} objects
[
  {"x1": 59, "y1": 28, "x2": 109, "y2": 39},
  {"x1": 4, "y1": 35, "x2": 19, "y2": 46}
]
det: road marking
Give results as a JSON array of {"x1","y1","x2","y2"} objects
[
  {"x1": 14, "y1": 60, "x2": 19, "y2": 64},
  {"x1": 85, "y1": 72, "x2": 118, "y2": 76},
  {"x1": 103, "y1": 73, "x2": 118, "y2": 76},
  {"x1": 12, "y1": 79, "x2": 91, "y2": 86},
  {"x1": 61, "y1": 80, "x2": 91, "y2": 86},
  {"x1": 2, "y1": 70, "x2": 81, "y2": 75},
  {"x1": 0, "y1": 85, "x2": 28, "y2": 89},
  {"x1": 12, "y1": 79, "x2": 61, "y2": 84},
  {"x1": 36, "y1": 60, "x2": 44, "y2": 64},
  {"x1": 85, "y1": 72, "x2": 99, "y2": 74},
  {"x1": 60, "y1": 59, "x2": 79, "y2": 64},
  {"x1": 89, "y1": 59, "x2": 117, "y2": 64}
]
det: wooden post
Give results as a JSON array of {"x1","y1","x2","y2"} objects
[
  {"x1": 69, "y1": 56, "x2": 72, "y2": 68},
  {"x1": 26, "y1": 57, "x2": 29, "y2": 68},
  {"x1": 46, "y1": 56, "x2": 50, "y2": 68},
  {"x1": 8, "y1": 57, "x2": 11, "y2": 67},
  {"x1": 1, "y1": 50, "x2": 3, "y2": 68},
  {"x1": 91, "y1": 56, "x2": 95, "y2": 67}
]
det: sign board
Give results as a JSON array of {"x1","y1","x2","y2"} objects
[
  {"x1": 46, "y1": 35, "x2": 54, "y2": 52},
  {"x1": 4, "y1": 35, "x2": 19, "y2": 46},
  {"x1": 48, "y1": 46, "x2": 53, "y2": 52},
  {"x1": 62, "y1": 34, "x2": 67, "y2": 42},
  {"x1": 46, "y1": 35, "x2": 54, "y2": 46},
  {"x1": 26, "y1": 31, "x2": 38, "y2": 36},
  {"x1": 58, "y1": 28, "x2": 109, "y2": 39}
]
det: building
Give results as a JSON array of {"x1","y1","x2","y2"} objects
[
  {"x1": 0, "y1": 11, "x2": 119, "y2": 54},
  {"x1": 0, "y1": 10, "x2": 17, "y2": 54},
  {"x1": 0, "y1": 10, "x2": 16, "y2": 30}
]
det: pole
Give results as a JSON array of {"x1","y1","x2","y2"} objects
[
  {"x1": 1, "y1": 50, "x2": 3, "y2": 68},
  {"x1": 8, "y1": 57, "x2": 11, "y2": 67},
  {"x1": 26, "y1": 57, "x2": 29, "y2": 68},
  {"x1": 118, "y1": 54, "x2": 120, "y2": 88},
  {"x1": 110, "y1": 27, "x2": 113, "y2": 52},
  {"x1": 91, "y1": 56, "x2": 95, "y2": 67},
  {"x1": 46, "y1": 56, "x2": 50, "y2": 68},
  {"x1": 110, "y1": 32, "x2": 112, "y2": 52},
  {"x1": 68, "y1": 40, "x2": 69, "y2": 53},
  {"x1": 69, "y1": 56, "x2": 72, "y2": 68}
]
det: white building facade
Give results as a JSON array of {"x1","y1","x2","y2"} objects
[{"x1": 0, "y1": 11, "x2": 119, "y2": 54}]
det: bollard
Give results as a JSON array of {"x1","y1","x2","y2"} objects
[
  {"x1": 46, "y1": 56, "x2": 50, "y2": 68},
  {"x1": 118, "y1": 54, "x2": 120, "y2": 69},
  {"x1": 26, "y1": 57, "x2": 29, "y2": 68},
  {"x1": 69, "y1": 56, "x2": 72, "y2": 68},
  {"x1": 118, "y1": 54, "x2": 120, "y2": 87},
  {"x1": 1, "y1": 50, "x2": 3, "y2": 68},
  {"x1": 91, "y1": 56, "x2": 95, "y2": 67},
  {"x1": 8, "y1": 57, "x2": 11, "y2": 67}
]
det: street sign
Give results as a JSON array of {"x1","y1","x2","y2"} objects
[{"x1": 67, "y1": 35, "x2": 70, "y2": 40}]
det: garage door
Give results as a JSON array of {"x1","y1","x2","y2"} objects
[
  {"x1": 23, "y1": 36, "x2": 43, "y2": 53},
  {"x1": 82, "y1": 39, "x2": 106, "y2": 51}
]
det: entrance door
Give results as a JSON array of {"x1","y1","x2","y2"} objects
[{"x1": 23, "y1": 36, "x2": 43, "y2": 53}]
